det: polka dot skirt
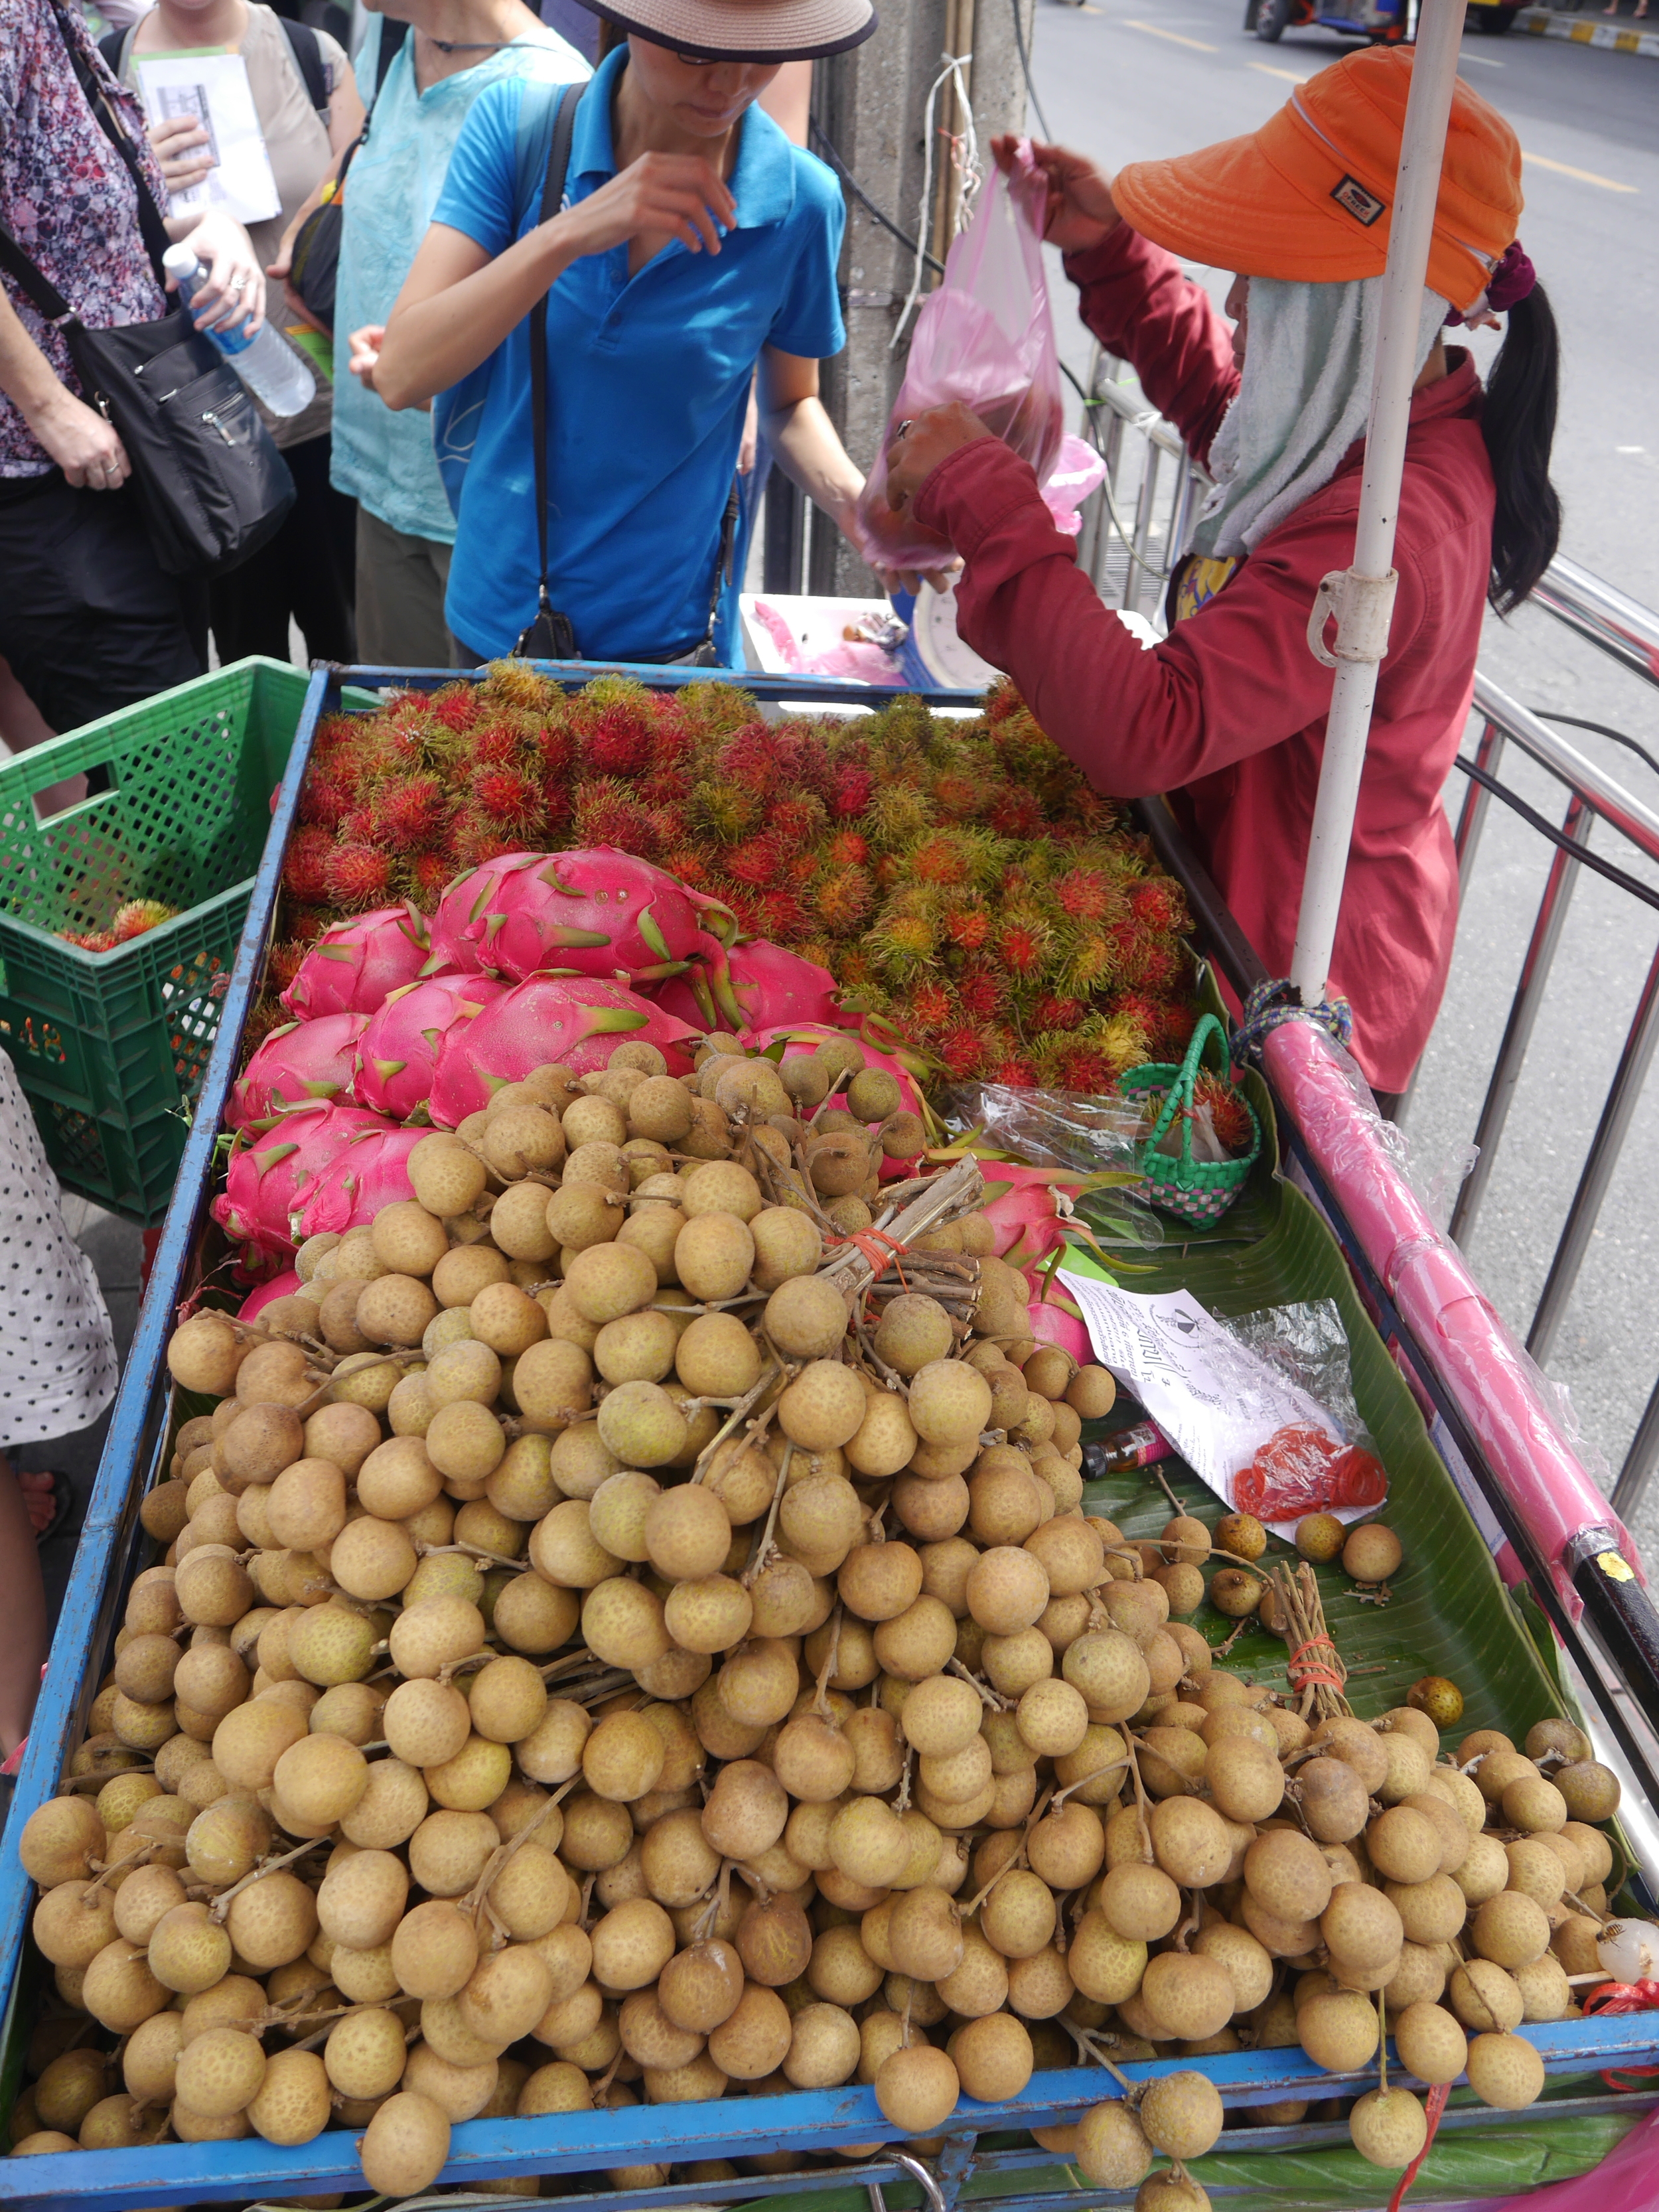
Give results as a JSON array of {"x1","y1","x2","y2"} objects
[{"x1": 0, "y1": 1053, "x2": 117, "y2": 1450}]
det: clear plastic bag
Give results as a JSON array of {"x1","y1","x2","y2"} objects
[
  {"x1": 940, "y1": 1081, "x2": 1163, "y2": 1250},
  {"x1": 855, "y1": 145, "x2": 1066, "y2": 573}
]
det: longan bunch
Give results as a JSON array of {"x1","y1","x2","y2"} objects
[{"x1": 15, "y1": 1023, "x2": 1623, "y2": 2201}]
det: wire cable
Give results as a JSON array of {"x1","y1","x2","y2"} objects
[
  {"x1": 1009, "y1": 0, "x2": 1052, "y2": 140},
  {"x1": 1453, "y1": 756, "x2": 1659, "y2": 917},
  {"x1": 808, "y1": 117, "x2": 945, "y2": 279},
  {"x1": 1526, "y1": 709, "x2": 1659, "y2": 785}
]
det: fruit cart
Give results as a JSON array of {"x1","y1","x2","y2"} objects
[{"x1": 1, "y1": 650, "x2": 1656, "y2": 2212}]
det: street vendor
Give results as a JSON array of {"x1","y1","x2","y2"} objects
[
  {"x1": 371, "y1": 0, "x2": 888, "y2": 666},
  {"x1": 882, "y1": 51, "x2": 1560, "y2": 1100}
]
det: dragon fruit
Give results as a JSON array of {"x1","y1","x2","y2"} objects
[
  {"x1": 429, "y1": 976, "x2": 701, "y2": 1126},
  {"x1": 227, "y1": 1012, "x2": 371, "y2": 1133},
  {"x1": 280, "y1": 904, "x2": 431, "y2": 1020},
  {"x1": 238, "y1": 1270, "x2": 301, "y2": 1323},
  {"x1": 354, "y1": 973, "x2": 507, "y2": 1122},
  {"x1": 212, "y1": 1104, "x2": 394, "y2": 1263},
  {"x1": 656, "y1": 935, "x2": 851, "y2": 1035},
  {"x1": 294, "y1": 1126, "x2": 425, "y2": 1243},
  {"x1": 425, "y1": 848, "x2": 735, "y2": 986}
]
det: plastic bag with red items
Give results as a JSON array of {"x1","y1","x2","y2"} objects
[
  {"x1": 854, "y1": 144, "x2": 1071, "y2": 575},
  {"x1": 1234, "y1": 1424, "x2": 1388, "y2": 1521}
]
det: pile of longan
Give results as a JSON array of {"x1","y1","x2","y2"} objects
[{"x1": 7, "y1": 1031, "x2": 1625, "y2": 2208}]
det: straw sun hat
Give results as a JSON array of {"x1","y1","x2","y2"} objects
[{"x1": 581, "y1": 0, "x2": 877, "y2": 60}]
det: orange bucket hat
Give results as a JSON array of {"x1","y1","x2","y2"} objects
[{"x1": 1112, "y1": 46, "x2": 1522, "y2": 314}]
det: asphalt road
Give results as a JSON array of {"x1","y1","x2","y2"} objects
[{"x1": 1026, "y1": 0, "x2": 1659, "y2": 1558}]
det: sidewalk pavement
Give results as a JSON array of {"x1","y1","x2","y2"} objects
[{"x1": 1513, "y1": 5, "x2": 1659, "y2": 58}]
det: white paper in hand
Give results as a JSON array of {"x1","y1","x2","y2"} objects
[
  {"x1": 137, "y1": 52, "x2": 281, "y2": 225},
  {"x1": 1055, "y1": 1272, "x2": 1353, "y2": 1533}
]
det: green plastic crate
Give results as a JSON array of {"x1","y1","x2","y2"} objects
[{"x1": 0, "y1": 656, "x2": 313, "y2": 1224}]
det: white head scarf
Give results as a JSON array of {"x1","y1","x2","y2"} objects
[{"x1": 1189, "y1": 274, "x2": 1449, "y2": 559}]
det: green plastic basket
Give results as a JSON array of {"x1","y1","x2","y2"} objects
[
  {"x1": 0, "y1": 657, "x2": 313, "y2": 1224},
  {"x1": 1119, "y1": 1010, "x2": 1262, "y2": 1226}
]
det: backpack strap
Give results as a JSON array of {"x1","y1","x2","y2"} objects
[{"x1": 277, "y1": 18, "x2": 329, "y2": 118}]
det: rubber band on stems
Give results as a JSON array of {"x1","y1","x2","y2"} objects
[
  {"x1": 829, "y1": 1226, "x2": 914, "y2": 1287},
  {"x1": 1386, "y1": 2082, "x2": 1449, "y2": 2212},
  {"x1": 1286, "y1": 1632, "x2": 1347, "y2": 1696}
]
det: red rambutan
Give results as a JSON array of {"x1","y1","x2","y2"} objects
[
  {"x1": 987, "y1": 786, "x2": 1046, "y2": 840},
  {"x1": 826, "y1": 830, "x2": 869, "y2": 869},
  {"x1": 723, "y1": 834, "x2": 786, "y2": 890},
  {"x1": 717, "y1": 723, "x2": 780, "y2": 797},
  {"x1": 908, "y1": 980, "x2": 955, "y2": 1035},
  {"x1": 371, "y1": 773, "x2": 450, "y2": 849},
  {"x1": 470, "y1": 763, "x2": 543, "y2": 830},
  {"x1": 907, "y1": 833, "x2": 975, "y2": 887},
  {"x1": 338, "y1": 806, "x2": 376, "y2": 845},
  {"x1": 1032, "y1": 993, "x2": 1086, "y2": 1033},
  {"x1": 451, "y1": 814, "x2": 522, "y2": 871},
  {"x1": 532, "y1": 720, "x2": 576, "y2": 785},
  {"x1": 987, "y1": 1047, "x2": 1039, "y2": 1087},
  {"x1": 1054, "y1": 867, "x2": 1113, "y2": 921},
  {"x1": 408, "y1": 851, "x2": 455, "y2": 908},
  {"x1": 266, "y1": 940, "x2": 307, "y2": 992},
  {"x1": 934, "y1": 1021, "x2": 991, "y2": 1080},
  {"x1": 754, "y1": 889, "x2": 808, "y2": 942},
  {"x1": 995, "y1": 919, "x2": 1050, "y2": 981},
  {"x1": 816, "y1": 867, "x2": 873, "y2": 937},
  {"x1": 1195, "y1": 1072, "x2": 1254, "y2": 1155},
  {"x1": 1123, "y1": 937, "x2": 1183, "y2": 993},
  {"x1": 956, "y1": 965, "x2": 1005, "y2": 1023},
  {"x1": 325, "y1": 842, "x2": 396, "y2": 911},
  {"x1": 283, "y1": 826, "x2": 335, "y2": 907},
  {"x1": 469, "y1": 719, "x2": 528, "y2": 767},
  {"x1": 941, "y1": 903, "x2": 992, "y2": 952},
  {"x1": 830, "y1": 765, "x2": 874, "y2": 820},
  {"x1": 572, "y1": 780, "x2": 661, "y2": 858},
  {"x1": 1128, "y1": 877, "x2": 1189, "y2": 936},
  {"x1": 660, "y1": 844, "x2": 717, "y2": 891},
  {"x1": 429, "y1": 685, "x2": 480, "y2": 733},
  {"x1": 298, "y1": 772, "x2": 352, "y2": 831},
  {"x1": 931, "y1": 772, "x2": 982, "y2": 822},
  {"x1": 1048, "y1": 1042, "x2": 1115, "y2": 1094},
  {"x1": 768, "y1": 794, "x2": 824, "y2": 845},
  {"x1": 583, "y1": 699, "x2": 656, "y2": 778}
]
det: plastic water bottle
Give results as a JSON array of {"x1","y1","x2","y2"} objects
[{"x1": 163, "y1": 244, "x2": 315, "y2": 418}]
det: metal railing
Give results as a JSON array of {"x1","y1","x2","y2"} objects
[{"x1": 1076, "y1": 374, "x2": 1659, "y2": 1516}]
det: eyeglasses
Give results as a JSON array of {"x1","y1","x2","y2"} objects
[{"x1": 674, "y1": 47, "x2": 727, "y2": 64}]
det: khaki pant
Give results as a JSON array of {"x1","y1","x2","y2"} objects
[{"x1": 354, "y1": 506, "x2": 458, "y2": 671}]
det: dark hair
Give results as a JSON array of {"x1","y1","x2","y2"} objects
[{"x1": 1481, "y1": 282, "x2": 1561, "y2": 616}]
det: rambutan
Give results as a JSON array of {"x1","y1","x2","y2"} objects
[
  {"x1": 60, "y1": 930, "x2": 119, "y2": 953},
  {"x1": 451, "y1": 814, "x2": 522, "y2": 872},
  {"x1": 995, "y1": 916, "x2": 1052, "y2": 982},
  {"x1": 867, "y1": 782, "x2": 934, "y2": 848},
  {"x1": 817, "y1": 866, "x2": 873, "y2": 937},
  {"x1": 338, "y1": 806, "x2": 376, "y2": 846},
  {"x1": 408, "y1": 851, "x2": 455, "y2": 907},
  {"x1": 1032, "y1": 993, "x2": 1086, "y2": 1033},
  {"x1": 826, "y1": 829, "x2": 869, "y2": 868},
  {"x1": 469, "y1": 719, "x2": 529, "y2": 767},
  {"x1": 723, "y1": 834, "x2": 786, "y2": 889},
  {"x1": 1062, "y1": 928, "x2": 1126, "y2": 997},
  {"x1": 572, "y1": 780, "x2": 661, "y2": 858},
  {"x1": 1054, "y1": 867, "x2": 1114, "y2": 921},
  {"x1": 532, "y1": 720, "x2": 577, "y2": 785},
  {"x1": 660, "y1": 844, "x2": 717, "y2": 891},
  {"x1": 987, "y1": 1045, "x2": 1040, "y2": 1087},
  {"x1": 908, "y1": 980, "x2": 955, "y2": 1035},
  {"x1": 1123, "y1": 936, "x2": 1184, "y2": 993},
  {"x1": 298, "y1": 772, "x2": 352, "y2": 830},
  {"x1": 906, "y1": 832, "x2": 974, "y2": 887},
  {"x1": 717, "y1": 723, "x2": 781, "y2": 798},
  {"x1": 371, "y1": 774, "x2": 450, "y2": 849},
  {"x1": 941, "y1": 901, "x2": 992, "y2": 952},
  {"x1": 868, "y1": 909, "x2": 938, "y2": 974},
  {"x1": 987, "y1": 786, "x2": 1046, "y2": 840},
  {"x1": 691, "y1": 778, "x2": 762, "y2": 845},
  {"x1": 786, "y1": 847, "x2": 820, "y2": 889},
  {"x1": 1081, "y1": 1011, "x2": 1158, "y2": 1078},
  {"x1": 111, "y1": 899, "x2": 177, "y2": 941},
  {"x1": 1045, "y1": 1041, "x2": 1116, "y2": 1094},
  {"x1": 470, "y1": 763, "x2": 543, "y2": 830},
  {"x1": 754, "y1": 889, "x2": 808, "y2": 942},
  {"x1": 429, "y1": 684, "x2": 480, "y2": 733},
  {"x1": 325, "y1": 842, "x2": 396, "y2": 911},
  {"x1": 265, "y1": 940, "x2": 307, "y2": 992},
  {"x1": 934, "y1": 1021, "x2": 991, "y2": 1079},
  {"x1": 1153, "y1": 999, "x2": 1198, "y2": 1059},
  {"x1": 582, "y1": 695, "x2": 656, "y2": 778},
  {"x1": 830, "y1": 765, "x2": 874, "y2": 819},
  {"x1": 768, "y1": 793, "x2": 826, "y2": 844},
  {"x1": 931, "y1": 771, "x2": 982, "y2": 822},
  {"x1": 1129, "y1": 877, "x2": 1190, "y2": 936},
  {"x1": 1195, "y1": 1072, "x2": 1254, "y2": 1155},
  {"x1": 956, "y1": 964, "x2": 1006, "y2": 1024},
  {"x1": 476, "y1": 659, "x2": 555, "y2": 713},
  {"x1": 283, "y1": 826, "x2": 335, "y2": 907}
]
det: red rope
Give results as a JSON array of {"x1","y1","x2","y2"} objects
[
  {"x1": 1386, "y1": 2081, "x2": 1449, "y2": 2212},
  {"x1": 1285, "y1": 1632, "x2": 1347, "y2": 1694},
  {"x1": 1583, "y1": 1976, "x2": 1659, "y2": 2089},
  {"x1": 829, "y1": 1226, "x2": 914, "y2": 1288}
]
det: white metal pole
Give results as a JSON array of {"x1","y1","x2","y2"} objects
[{"x1": 1288, "y1": 0, "x2": 1467, "y2": 1008}]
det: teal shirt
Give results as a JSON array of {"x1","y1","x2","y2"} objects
[{"x1": 330, "y1": 15, "x2": 589, "y2": 545}]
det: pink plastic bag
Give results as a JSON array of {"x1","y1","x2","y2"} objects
[
  {"x1": 856, "y1": 144, "x2": 1069, "y2": 573},
  {"x1": 1490, "y1": 2107, "x2": 1659, "y2": 2212}
]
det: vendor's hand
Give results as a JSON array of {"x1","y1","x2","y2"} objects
[
  {"x1": 149, "y1": 111, "x2": 215, "y2": 196},
  {"x1": 885, "y1": 403, "x2": 994, "y2": 512},
  {"x1": 991, "y1": 133, "x2": 1121, "y2": 254},
  {"x1": 552, "y1": 152, "x2": 736, "y2": 261},
  {"x1": 348, "y1": 323, "x2": 386, "y2": 389},
  {"x1": 171, "y1": 210, "x2": 265, "y2": 334},
  {"x1": 24, "y1": 386, "x2": 130, "y2": 490}
]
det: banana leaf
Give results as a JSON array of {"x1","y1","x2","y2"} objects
[{"x1": 1072, "y1": 1177, "x2": 1565, "y2": 1741}]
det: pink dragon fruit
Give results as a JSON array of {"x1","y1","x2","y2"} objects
[
  {"x1": 238, "y1": 1270, "x2": 301, "y2": 1322},
  {"x1": 354, "y1": 972, "x2": 506, "y2": 1122},
  {"x1": 227, "y1": 1012, "x2": 371, "y2": 1133},
  {"x1": 429, "y1": 976, "x2": 701, "y2": 1126},
  {"x1": 656, "y1": 936, "x2": 851, "y2": 1034},
  {"x1": 212, "y1": 1104, "x2": 394, "y2": 1263},
  {"x1": 280, "y1": 903, "x2": 431, "y2": 1020},
  {"x1": 426, "y1": 849, "x2": 735, "y2": 986},
  {"x1": 294, "y1": 1126, "x2": 425, "y2": 1242}
]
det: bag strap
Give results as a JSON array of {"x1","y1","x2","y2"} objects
[
  {"x1": 0, "y1": 220, "x2": 76, "y2": 328},
  {"x1": 520, "y1": 80, "x2": 585, "y2": 659},
  {"x1": 45, "y1": 0, "x2": 172, "y2": 289},
  {"x1": 279, "y1": 19, "x2": 330, "y2": 119},
  {"x1": 702, "y1": 478, "x2": 740, "y2": 649},
  {"x1": 330, "y1": 18, "x2": 409, "y2": 207}
]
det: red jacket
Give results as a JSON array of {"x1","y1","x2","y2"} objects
[{"x1": 912, "y1": 226, "x2": 1496, "y2": 1092}]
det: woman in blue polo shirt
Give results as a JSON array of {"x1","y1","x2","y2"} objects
[{"x1": 373, "y1": 0, "x2": 881, "y2": 665}]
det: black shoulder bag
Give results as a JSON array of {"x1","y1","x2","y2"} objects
[
  {"x1": 287, "y1": 19, "x2": 409, "y2": 338},
  {"x1": 0, "y1": 0, "x2": 294, "y2": 575},
  {"x1": 514, "y1": 80, "x2": 739, "y2": 666}
]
